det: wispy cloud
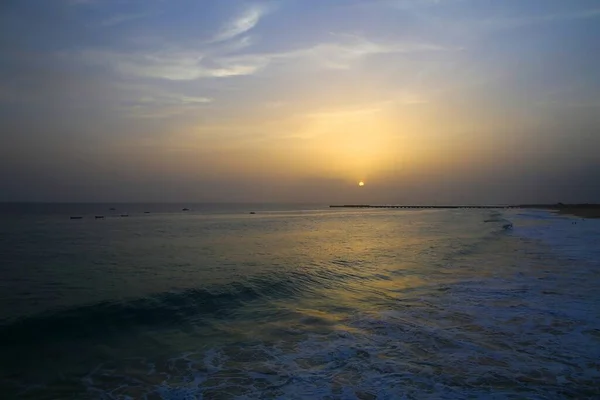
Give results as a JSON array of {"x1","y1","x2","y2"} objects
[
  {"x1": 119, "y1": 90, "x2": 213, "y2": 118},
  {"x1": 211, "y1": 5, "x2": 268, "y2": 43},
  {"x1": 286, "y1": 34, "x2": 455, "y2": 69},
  {"x1": 216, "y1": 34, "x2": 455, "y2": 74},
  {"x1": 134, "y1": 94, "x2": 212, "y2": 106},
  {"x1": 77, "y1": 33, "x2": 454, "y2": 80},
  {"x1": 79, "y1": 49, "x2": 268, "y2": 80}
]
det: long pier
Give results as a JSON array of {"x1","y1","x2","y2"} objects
[
  {"x1": 330, "y1": 204, "x2": 600, "y2": 210},
  {"x1": 330, "y1": 205, "x2": 518, "y2": 209}
]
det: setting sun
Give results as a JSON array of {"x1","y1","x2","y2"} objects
[{"x1": 359, "y1": 181, "x2": 365, "y2": 187}]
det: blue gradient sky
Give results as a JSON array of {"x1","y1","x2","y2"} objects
[{"x1": 1, "y1": 0, "x2": 599, "y2": 203}]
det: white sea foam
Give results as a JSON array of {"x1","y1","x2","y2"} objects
[
  {"x1": 511, "y1": 209, "x2": 600, "y2": 265},
  {"x1": 83, "y1": 261, "x2": 600, "y2": 399}
]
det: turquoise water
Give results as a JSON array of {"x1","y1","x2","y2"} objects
[{"x1": 0, "y1": 205, "x2": 599, "y2": 399}]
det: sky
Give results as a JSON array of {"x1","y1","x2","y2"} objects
[{"x1": 1, "y1": 0, "x2": 599, "y2": 204}]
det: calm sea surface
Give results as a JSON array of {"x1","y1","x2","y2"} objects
[{"x1": 0, "y1": 204, "x2": 599, "y2": 399}]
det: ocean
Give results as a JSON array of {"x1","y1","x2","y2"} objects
[{"x1": 0, "y1": 204, "x2": 599, "y2": 399}]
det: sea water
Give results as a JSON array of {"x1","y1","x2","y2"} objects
[{"x1": 0, "y1": 204, "x2": 599, "y2": 399}]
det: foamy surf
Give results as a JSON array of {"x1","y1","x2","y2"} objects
[
  {"x1": 512, "y1": 209, "x2": 600, "y2": 265},
  {"x1": 81, "y1": 268, "x2": 600, "y2": 399}
]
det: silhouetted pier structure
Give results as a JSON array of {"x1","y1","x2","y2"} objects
[
  {"x1": 330, "y1": 205, "x2": 518, "y2": 209},
  {"x1": 330, "y1": 204, "x2": 600, "y2": 210}
]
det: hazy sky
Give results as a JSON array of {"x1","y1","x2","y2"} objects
[{"x1": 1, "y1": 0, "x2": 599, "y2": 203}]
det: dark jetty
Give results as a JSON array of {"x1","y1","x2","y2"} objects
[
  {"x1": 330, "y1": 205, "x2": 514, "y2": 209},
  {"x1": 329, "y1": 203, "x2": 600, "y2": 218}
]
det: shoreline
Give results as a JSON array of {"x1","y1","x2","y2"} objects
[
  {"x1": 541, "y1": 207, "x2": 600, "y2": 219},
  {"x1": 549, "y1": 208, "x2": 600, "y2": 219}
]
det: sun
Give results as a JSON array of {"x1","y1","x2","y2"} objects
[{"x1": 358, "y1": 181, "x2": 365, "y2": 187}]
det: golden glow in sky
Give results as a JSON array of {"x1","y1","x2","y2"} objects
[{"x1": 2, "y1": 0, "x2": 600, "y2": 203}]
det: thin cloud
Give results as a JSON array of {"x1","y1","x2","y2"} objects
[
  {"x1": 253, "y1": 34, "x2": 457, "y2": 70},
  {"x1": 304, "y1": 38, "x2": 453, "y2": 69},
  {"x1": 77, "y1": 33, "x2": 455, "y2": 80},
  {"x1": 124, "y1": 104, "x2": 210, "y2": 119},
  {"x1": 79, "y1": 49, "x2": 268, "y2": 80},
  {"x1": 120, "y1": 91, "x2": 213, "y2": 119},
  {"x1": 211, "y1": 5, "x2": 267, "y2": 43},
  {"x1": 135, "y1": 94, "x2": 213, "y2": 105}
]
